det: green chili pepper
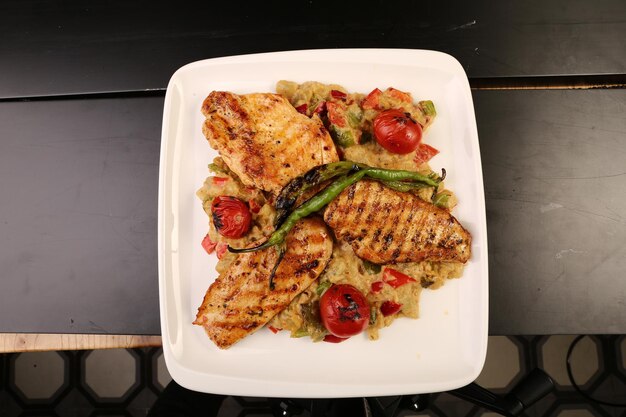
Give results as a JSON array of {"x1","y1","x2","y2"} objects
[
  {"x1": 275, "y1": 161, "x2": 359, "y2": 227},
  {"x1": 230, "y1": 169, "x2": 368, "y2": 255},
  {"x1": 229, "y1": 162, "x2": 445, "y2": 290},
  {"x1": 231, "y1": 165, "x2": 443, "y2": 255},
  {"x1": 378, "y1": 180, "x2": 431, "y2": 193},
  {"x1": 364, "y1": 167, "x2": 443, "y2": 188}
]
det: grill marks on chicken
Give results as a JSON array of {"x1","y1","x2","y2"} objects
[
  {"x1": 324, "y1": 180, "x2": 471, "y2": 264},
  {"x1": 193, "y1": 217, "x2": 333, "y2": 349},
  {"x1": 201, "y1": 92, "x2": 339, "y2": 194}
]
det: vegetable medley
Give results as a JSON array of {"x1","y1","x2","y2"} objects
[{"x1": 197, "y1": 81, "x2": 465, "y2": 343}]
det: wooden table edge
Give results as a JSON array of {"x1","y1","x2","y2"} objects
[{"x1": 0, "y1": 333, "x2": 162, "y2": 353}]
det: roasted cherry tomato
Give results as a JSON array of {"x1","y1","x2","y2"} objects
[
  {"x1": 319, "y1": 284, "x2": 370, "y2": 338},
  {"x1": 211, "y1": 196, "x2": 252, "y2": 238},
  {"x1": 373, "y1": 109, "x2": 423, "y2": 154}
]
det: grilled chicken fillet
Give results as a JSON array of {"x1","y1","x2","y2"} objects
[
  {"x1": 193, "y1": 217, "x2": 333, "y2": 349},
  {"x1": 201, "y1": 91, "x2": 339, "y2": 194},
  {"x1": 324, "y1": 180, "x2": 471, "y2": 264}
]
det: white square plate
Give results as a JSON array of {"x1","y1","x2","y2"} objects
[{"x1": 158, "y1": 49, "x2": 488, "y2": 397}]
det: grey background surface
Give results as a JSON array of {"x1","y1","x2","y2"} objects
[
  {"x1": 1, "y1": 0, "x2": 626, "y2": 98},
  {"x1": 475, "y1": 89, "x2": 626, "y2": 334},
  {"x1": 0, "y1": 97, "x2": 162, "y2": 334}
]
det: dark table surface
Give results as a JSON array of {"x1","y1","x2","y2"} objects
[{"x1": 1, "y1": 0, "x2": 625, "y2": 336}]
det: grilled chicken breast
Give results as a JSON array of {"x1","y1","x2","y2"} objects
[
  {"x1": 201, "y1": 91, "x2": 339, "y2": 194},
  {"x1": 194, "y1": 217, "x2": 333, "y2": 349},
  {"x1": 324, "y1": 180, "x2": 471, "y2": 264}
]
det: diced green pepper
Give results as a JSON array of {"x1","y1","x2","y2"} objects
[
  {"x1": 315, "y1": 281, "x2": 332, "y2": 297},
  {"x1": 369, "y1": 306, "x2": 378, "y2": 325},
  {"x1": 330, "y1": 125, "x2": 355, "y2": 147},
  {"x1": 208, "y1": 163, "x2": 227, "y2": 174},
  {"x1": 433, "y1": 192, "x2": 451, "y2": 208},
  {"x1": 363, "y1": 260, "x2": 381, "y2": 274},
  {"x1": 420, "y1": 100, "x2": 437, "y2": 117},
  {"x1": 292, "y1": 329, "x2": 309, "y2": 338},
  {"x1": 347, "y1": 109, "x2": 362, "y2": 129}
]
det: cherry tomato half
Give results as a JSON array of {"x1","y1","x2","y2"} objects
[
  {"x1": 373, "y1": 109, "x2": 423, "y2": 154},
  {"x1": 211, "y1": 196, "x2": 252, "y2": 238},
  {"x1": 319, "y1": 284, "x2": 370, "y2": 338}
]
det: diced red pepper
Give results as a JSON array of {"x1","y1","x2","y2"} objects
[
  {"x1": 362, "y1": 88, "x2": 382, "y2": 110},
  {"x1": 295, "y1": 103, "x2": 308, "y2": 114},
  {"x1": 212, "y1": 177, "x2": 229, "y2": 186},
  {"x1": 248, "y1": 199, "x2": 261, "y2": 214},
  {"x1": 414, "y1": 143, "x2": 440, "y2": 165},
  {"x1": 371, "y1": 281, "x2": 384, "y2": 293},
  {"x1": 383, "y1": 268, "x2": 417, "y2": 288},
  {"x1": 323, "y1": 334, "x2": 349, "y2": 343},
  {"x1": 201, "y1": 233, "x2": 217, "y2": 254},
  {"x1": 216, "y1": 242, "x2": 228, "y2": 260},
  {"x1": 330, "y1": 89, "x2": 347, "y2": 100},
  {"x1": 326, "y1": 102, "x2": 347, "y2": 128},
  {"x1": 313, "y1": 101, "x2": 327, "y2": 115},
  {"x1": 385, "y1": 87, "x2": 412, "y2": 103},
  {"x1": 268, "y1": 326, "x2": 281, "y2": 334},
  {"x1": 380, "y1": 301, "x2": 402, "y2": 316}
]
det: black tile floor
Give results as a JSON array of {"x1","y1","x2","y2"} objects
[{"x1": 0, "y1": 336, "x2": 625, "y2": 417}]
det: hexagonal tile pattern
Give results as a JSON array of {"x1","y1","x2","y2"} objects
[
  {"x1": 155, "y1": 349, "x2": 172, "y2": 390},
  {"x1": 475, "y1": 336, "x2": 522, "y2": 389},
  {"x1": 84, "y1": 349, "x2": 138, "y2": 399},
  {"x1": 3, "y1": 337, "x2": 626, "y2": 417},
  {"x1": 540, "y1": 335, "x2": 600, "y2": 387},
  {"x1": 13, "y1": 351, "x2": 66, "y2": 400}
]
